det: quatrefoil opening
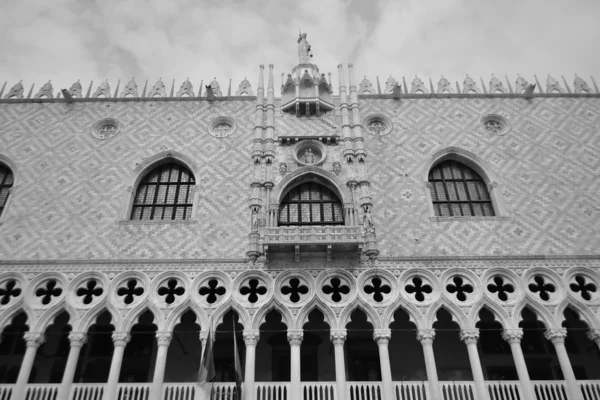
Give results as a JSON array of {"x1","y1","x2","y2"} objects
[
  {"x1": 240, "y1": 279, "x2": 267, "y2": 304},
  {"x1": 322, "y1": 278, "x2": 350, "y2": 303},
  {"x1": 158, "y1": 279, "x2": 185, "y2": 304},
  {"x1": 569, "y1": 275, "x2": 596, "y2": 301},
  {"x1": 281, "y1": 278, "x2": 309, "y2": 303},
  {"x1": 117, "y1": 279, "x2": 144, "y2": 305},
  {"x1": 36, "y1": 280, "x2": 63, "y2": 305},
  {"x1": 487, "y1": 276, "x2": 514, "y2": 302},
  {"x1": 405, "y1": 277, "x2": 432, "y2": 302},
  {"x1": 76, "y1": 280, "x2": 103, "y2": 305},
  {"x1": 528, "y1": 275, "x2": 555, "y2": 301},
  {"x1": 446, "y1": 276, "x2": 473, "y2": 302},
  {"x1": 364, "y1": 277, "x2": 391, "y2": 303},
  {"x1": 199, "y1": 279, "x2": 226, "y2": 304},
  {"x1": 0, "y1": 280, "x2": 22, "y2": 305}
]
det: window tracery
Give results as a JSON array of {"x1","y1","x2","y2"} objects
[
  {"x1": 131, "y1": 163, "x2": 195, "y2": 220},
  {"x1": 278, "y1": 182, "x2": 343, "y2": 225},
  {"x1": 428, "y1": 160, "x2": 494, "y2": 217}
]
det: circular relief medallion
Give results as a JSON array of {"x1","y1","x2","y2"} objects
[
  {"x1": 208, "y1": 116, "x2": 237, "y2": 138},
  {"x1": 363, "y1": 114, "x2": 392, "y2": 136},
  {"x1": 293, "y1": 140, "x2": 326, "y2": 166},
  {"x1": 91, "y1": 118, "x2": 121, "y2": 140},
  {"x1": 481, "y1": 114, "x2": 511, "y2": 136}
]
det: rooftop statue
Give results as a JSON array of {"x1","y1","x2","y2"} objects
[{"x1": 297, "y1": 32, "x2": 313, "y2": 64}]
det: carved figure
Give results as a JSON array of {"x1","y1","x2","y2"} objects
[
  {"x1": 69, "y1": 80, "x2": 83, "y2": 98},
  {"x1": 574, "y1": 76, "x2": 591, "y2": 94},
  {"x1": 279, "y1": 162, "x2": 287, "y2": 174},
  {"x1": 209, "y1": 78, "x2": 222, "y2": 96},
  {"x1": 177, "y1": 78, "x2": 195, "y2": 97},
  {"x1": 437, "y1": 76, "x2": 452, "y2": 93},
  {"x1": 148, "y1": 79, "x2": 167, "y2": 97},
  {"x1": 463, "y1": 75, "x2": 480, "y2": 93},
  {"x1": 297, "y1": 32, "x2": 313, "y2": 64},
  {"x1": 121, "y1": 78, "x2": 139, "y2": 97},
  {"x1": 410, "y1": 76, "x2": 428, "y2": 94},
  {"x1": 358, "y1": 76, "x2": 374, "y2": 94},
  {"x1": 235, "y1": 77, "x2": 253, "y2": 96},
  {"x1": 362, "y1": 205, "x2": 375, "y2": 234},
  {"x1": 92, "y1": 80, "x2": 111, "y2": 98},
  {"x1": 303, "y1": 149, "x2": 316, "y2": 164},
  {"x1": 35, "y1": 81, "x2": 54, "y2": 99},
  {"x1": 515, "y1": 76, "x2": 528, "y2": 93},
  {"x1": 251, "y1": 209, "x2": 259, "y2": 232},
  {"x1": 5, "y1": 81, "x2": 24, "y2": 99},
  {"x1": 384, "y1": 76, "x2": 397, "y2": 94},
  {"x1": 489, "y1": 75, "x2": 506, "y2": 93},
  {"x1": 546, "y1": 75, "x2": 565, "y2": 93},
  {"x1": 333, "y1": 161, "x2": 341, "y2": 175}
]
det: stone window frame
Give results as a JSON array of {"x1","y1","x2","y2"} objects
[
  {"x1": 120, "y1": 151, "x2": 200, "y2": 224},
  {"x1": 0, "y1": 155, "x2": 17, "y2": 225},
  {"x1": 423, "y1": 147, "x2": 509, "y2": 222}
]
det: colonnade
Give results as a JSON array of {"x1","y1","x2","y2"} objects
[{"x1": 8, "y1": 326, "x2": 600, "y2": 400}]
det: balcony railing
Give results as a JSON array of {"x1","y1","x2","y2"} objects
[
  {"x1": 263, "y1": 226, "x2": 362, "y2": 245},
  {"x1": 0, "y1": 380, "x2": 598, "y2": 400}
]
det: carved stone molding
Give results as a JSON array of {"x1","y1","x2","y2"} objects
[
  {"x1": 287, "y1": 329, "x2": 304, "y2": 346},
  {"x1": 373, "y1": 328, "x2": 392, "y2": 345},
  {"x1": 502, "y1": 329, "x2": 524, "y2": 344},
  {"x1": 23, "y1": 332, "x2": 45, "y2": 347},
  {"x1": 459, "y1": 329, "x2": 480, "y2": 344},
  {"x1": 68, "y1": 332, "x2": 88, "y2": 347},
  {"x1": 243, "y1": 330, "x2": 260, "y2": 346},
  {"x1": 156, "y1": 331, "x2": 173, "y2": 346},
  {"x1": 416, "y1": 329, "x2": 435, "y2": 345},
  {"x1": 112, "y1": 332, "x2": 131, "y2": 346},
  {"x1": 330, "y1": 329, "x2": 347, "y2": 346},
  {"x1": 544, "y1": 328, "x2": 568, "y2": 344}
]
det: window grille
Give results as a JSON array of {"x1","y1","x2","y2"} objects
[
  {"x1": 0, "y1": 165, "x2": 13, "y2": 217},
  {"x1": 131, "y1": 163, "x2": 195, "y2": 220},
  {"x1": 279, "y1": 182, "x2": 344, "y2": 225},
  {"x1": 428, "y1": 160, "x2": 494, "y2": 217}
]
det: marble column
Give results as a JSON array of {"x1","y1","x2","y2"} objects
[
  {"x1": 58, "y1": 332, "x2": 87, "y2": 400},
  {"x1": 587, "y1": 329, "x2": 600, "y2": 352},
  {"x1": 416, "y1": 330, "x2": 442, "y2": 400},
  {"x1": 330, "y1": 330, "x2": 347, "y2": 400},
  {"x1": 14, "y1": 332, "x2": 44, "y2": 400},
  {"x1": 502, "y1": 329, "x2": 536, "y2": 400},
  {"x1": 151, "y1": 332, "x2": 172, "y2": 400},
  {"x1": 288, "y1": 330, "x2": 303, "y2": 400},
  {"x1": 544, "y1": 329, "x2": 584, "y2": 400},
  {"x1": 105, "y1": 332, "x2": 131, "y2": 400},
  {"x1": 459, "y1": 330, "x2": 489, "y2": 400},
  {"x1": 243, "y1": 330, "x2": 260, "y2": 400},
  {"x1": 373, "y1": 329, "x2": 394, "y2": 400}
]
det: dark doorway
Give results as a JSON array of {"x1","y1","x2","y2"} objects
[
  {"x1": 165, "y1": 310, "x2": 202, "y2": 382},
  {"x1": 214, "y1": 311, "x2": 245, "y2": 382},
  {"x1": 476, "y1": 308, "x2": 517, "y2": 380},
  {"x1": 345, "y1": 309, "x2": 380, "y2": 381},
  {"x1": 432, "y1": 309, "x2": 472, "y2": 381},
  {"x1": 302, "y1": 310, "x2": 334, "y2": 381},
  {"x1": 74, "y1": 310, "x2": 114, "y2": 382},
  {"x1": 389, "y1": 308, "x2": 424, "y2": 381},
  {"x1": 31, "y1": 311, "x2": 71, "y2": 383},
  {"x1": 256, "y1": 310, "x2": 289, "y2": 382},
  {"x1": 120, "y1": 310, "x2": 157, "y2": 383},
  {"x1": 562, "y1": 308, "x2": 600, "y2": 379},
  {"x1": 0, "y1": 312, "x2": 28, "y2": 383},
  {"x1": 519, "y1": 307, "x2": 562, "y2": 380}
]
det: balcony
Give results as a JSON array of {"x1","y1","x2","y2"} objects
[
  {"x1": 262, "y1": 226, "x2": 363, "y2": 261},
  {"x1": 3, "y1": 380, "x2": 600, "y2": 400}
]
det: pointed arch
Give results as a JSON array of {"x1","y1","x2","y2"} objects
[
  {"x1": 211, "y1": 303, "x2": 249, "y2": 331},
  {"x1": 557, "y1": 302, "x2": 598, "y2": 330},
  {"x1": 427, "y1": 301, "x2": 468, "y2": 329},
  {"x1": 273, "y1": 166, "x2": 352, "y2": 206},
  {"x1": 384, "y1": 302, "x2": 424, "y2": 331},
  {"x1": 164, "y1": 300, "x2": 206, "y2": 332},
  {"x1": 0, "y1": 307, "x2": 33, "y2": 333},
  {"x1": 122, "y1": 303, "x2": 163, "y2": 332},
  {"x1": 34, "y1": 303, "x2": 77, "y2": 332},
  {"x1": 423, "y1": 146, "x2": 507, "y2": 218},
  {"x1": 252, "y1": 302, "x2": 294, "y2": 331},
  {"x1": 296, "y1": 299, "x2": 337, "y2": 331},
  {"x1": 0, "y1": 155, "x2": 16, "y2": 221},
  {"x1": 75, "y1": 303, "x2": 120, "y2": 333},
  {"x1": 339, "y1": 302, "x2": 380, "y2": 329},
  {"x1": 512, "y1": 302, "x2": 555, "y2": 329},
  {"x1": 472, "y1": 301, "x2": 512, "y2": 329}
]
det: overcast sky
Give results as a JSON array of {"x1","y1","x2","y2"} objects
[{"x1": 0, "y1": 0, "x2": 598, "y2": 96}]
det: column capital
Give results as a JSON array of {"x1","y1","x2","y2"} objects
[
  {"x1": 544, "y1": 328, "x2": 568, "y2": 344},
  {"x1": 156, "y1": 331, "x2": 172, "y2": 346},
  {"x1": 459, "y1": 329, "x2": 480, "y2": 344},
  {"x1": 68, "y1": 332, "x2": 87, "y2": 347},
  {"x1": 330, "y1": 329, "x2": 347, "y2": 346},
  {"x1": 287, "y1": 329, "x2": 303, "y2": 346},
  {"x1": 243, "y1": 330, "x2": 260, "y2": 346},
  {"x1": 373, "y1": 329, "x2": 392, "y2": 345},
  {"x1": 502, "y1": 329, "x2": 524, "y2": 343},
  {"x1": 112, "y1": 332, "x2": 131, "y2": 346},
  {"x1": 416, "y1": 329, "x2": 435, "y2": 345},
  {"x1": 587, "y1": 329, "x2": 600, "y2": 343},
  {"x1": 23, "y1": 332, "x2": 45, "y2": 347}
]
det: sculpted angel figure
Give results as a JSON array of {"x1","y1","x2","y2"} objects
[{"x1": 297, "y1": 32, "x2": 313, "y2": 64}]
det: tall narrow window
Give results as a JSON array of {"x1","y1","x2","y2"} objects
[
  {"x1": 279, "y1": 183, "x2": 344, "y2": 225},
  {"x1": 0, "y1": 165, "x2": 14, "y2": 217},
  {"x1": 131, "y1": 163, "x2": 195, "y2": 220},
  {"x1": 428, "y1": 160, "x2": 494, "y2": 217}
]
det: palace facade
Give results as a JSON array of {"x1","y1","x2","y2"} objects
[{"x1": 0, "y1": 38, "x2": 599, "y2": 400}]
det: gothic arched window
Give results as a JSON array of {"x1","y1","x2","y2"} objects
[
  {"x1": 279, "y1": 183, "x2": 344, "y2": 225},
  {"x1": 428, "y1": 160, "x2": 494, "y2": 217},
  {"x1": 131, "y1": 163, "x2": 195, "y2": 220},
  {"x1": 0, "y1": 165, "x2": 14, "y2": 218}
]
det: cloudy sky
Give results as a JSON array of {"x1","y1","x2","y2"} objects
[{"x1": 0, "y1": 0, "x2": 598, "y2": 95}]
